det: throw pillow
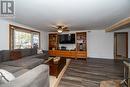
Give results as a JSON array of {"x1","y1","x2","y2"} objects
[
  {"x1": 0, "y1": 69, "x2": 15, "y2": 84},
  {"x1": 37, "y1": 49, "x2": 43, "y2": 54},
  {"x1": 10, "y1": 50, "x2": 22, "y2": 60}
]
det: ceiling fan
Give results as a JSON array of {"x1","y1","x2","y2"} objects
[{"x1": 50, "y1": 24, "x2": 70, "y2": 33}]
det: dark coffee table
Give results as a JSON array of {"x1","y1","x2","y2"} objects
[{"x1": 45, "y1": 57, "x2": 66, "y2": 78}]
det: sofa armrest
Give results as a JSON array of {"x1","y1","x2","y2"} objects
[{"x1": 0, "y1": 64, "x2": 49, "y2": 87}]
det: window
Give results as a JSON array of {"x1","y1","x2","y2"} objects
[{"x1": 9, "y1": 25, "x2": 40, "y2": 49}]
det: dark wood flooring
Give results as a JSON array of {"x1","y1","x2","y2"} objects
[{"x1": 58, "y1": 58, "x2": 124, "y2": 87}]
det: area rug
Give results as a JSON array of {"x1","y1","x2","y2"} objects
[{"x1": 58, "y1": 58, "x2": 123, "y2": 87}]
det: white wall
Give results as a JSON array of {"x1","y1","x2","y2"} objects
[
  {"x1": 40, "y1": 31, "x2": 48, "y2": 50},
  {"x1": 87, "y1": 30, "x2": 114, "y2": 59},
  {"x1": 0, "y1": 20, "x2": 10, "y2": 50},
  {"x1": 0, "y1": 19, "x2": 48, "y2": 50},
  {"x1": 88, "y1": 29, "x2": 130, "y2": 59}
]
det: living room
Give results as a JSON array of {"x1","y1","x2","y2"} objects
[{"x1": 0, "y1": 0, "x2": 130, "y2": 87}]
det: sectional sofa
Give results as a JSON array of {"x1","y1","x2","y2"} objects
[{"x1": 0, "y1": 48, "x2": 49, "y2": 87}]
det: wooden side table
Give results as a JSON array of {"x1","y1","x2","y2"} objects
[{"x1": 45, "y1": 57, "x2": 66, "y2": 78}]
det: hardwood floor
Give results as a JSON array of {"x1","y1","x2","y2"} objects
[{"x1": 58, "y1": 58, "x2": 124, "y2": 87}]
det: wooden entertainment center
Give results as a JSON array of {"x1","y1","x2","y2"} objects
[{"x1": 48, "y1": 32, "x2": 87, "y2": 59}]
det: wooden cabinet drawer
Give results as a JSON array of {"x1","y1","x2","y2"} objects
[
  {"x1": 58, "y1": 51, "x2": 66, "y2": 57},
  {"x1": 48, "y1": 50, "x2": 54, "y2": 56},
  {"x1": 68, "y1": 51, "x2": 76, "y2": 58},
  {"x1": 76, "y1": 51, "x2": 87, "y2": 58},
  {"x1": 77, "y1": 51, "x2": 86, "y2": 54},
  {"x1": 48, "y1": 50, "x2": 59, "y2": 56},
  {"x1": 76, "y1": 54, "x2": 86, "y2": 58}
]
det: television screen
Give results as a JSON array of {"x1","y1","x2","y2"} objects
[{"x1": 59, "y1": 34, "x2": 75, "y2": 44}]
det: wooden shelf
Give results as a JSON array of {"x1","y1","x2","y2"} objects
[
  {"x1": 76, "y1": 32, "x2": 87, "y2": 51},
  {"x1": 49, "y1": 33, "x2": 59, "y2": 50}
]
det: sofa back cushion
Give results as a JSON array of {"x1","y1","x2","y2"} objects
[
  {"x1": 0, "y1": 51, "x2": 3, "y2": 63},
  {"x1": 31, "y1": 48, "x2": 37, "y2": 55},
  {"x1": 1, "y1": 50, "x2": 11, "y2": 62},
  {"x1": 15, "y1": 49, "x2": 32, "y2": 57},
  {"x1": 10, "y1": 50, "x2": 22, "y2": 60},
  {"x1": 21, "y1": 49, "x2": 32, "y2": 57},
  {"x1": 0, "y1": 49, "x2": 38, "y2": 62},
  {"x1": 42, "y1": 50, "x2": 48, "y2": 54}
]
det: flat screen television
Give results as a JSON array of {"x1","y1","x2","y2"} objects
[{"x1": 59, "y1": 34, "x2": 75, "y2": 44}]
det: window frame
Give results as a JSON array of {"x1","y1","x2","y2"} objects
[{"x1": 9, "y1": 24, "x2": 40, "y2": 50}]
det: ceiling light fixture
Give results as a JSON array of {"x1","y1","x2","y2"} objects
[{"x1": 57, "y1": 29, "x2": 62, "y2": 33}]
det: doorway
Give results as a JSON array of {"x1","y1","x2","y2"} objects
[{"x1": 114, "y1": 32, "x2": 128, "y2": 59}]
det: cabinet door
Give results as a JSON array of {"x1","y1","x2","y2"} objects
[{"x1": 76, "y1": 51, "x2": 87, "y2": 58}]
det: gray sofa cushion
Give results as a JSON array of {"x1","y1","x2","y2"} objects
[
  {"x1": 21, "y1": 49, "x2": 32, "y2": 57},
  {"x1": 2, "y1": 58, "x2": 44, "y2": 69},
  {"x1": 23, "y1": 53, "x2": 49, "y2": 60},
  {"x1": 1, "y1": 50, "x2": 11, "y2": 62},
  {"x1": 22, "y1": 53, "x2": 48, "y2": 60},
  {"x1": 31, "y1": 48, "x2": 37, "y2": 55},
  {"x1": 15, "y1": 48, "x2": 37, "y2": 57},
  {"x1": 22, "y1": 55, "x2": 38, "y2": 59},
  {"x1": 42, "y1": 50, "x2": 48, "y2": 54},
  {"x1": 0, "y1": 64, "x2": 23, "y2": 73},
  {"x1": 13, "y1": 69, "x2": 29, "y2": 77},
  {"x1": 15, "y1": 49, "x2": 32, "y2": 57},
  {"x1": 29, "y1": 54, "x2": 45, "y2": 58},
  {"x1": 0, "y1": 51, "x2": 3, "y2": 63}
]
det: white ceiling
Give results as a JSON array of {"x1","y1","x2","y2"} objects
[{"x1": 7, "y1": 0, "x2": 130, "y2": 31}]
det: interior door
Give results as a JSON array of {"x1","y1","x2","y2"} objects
[{"x1": 114, "y1": 32, "x2": 128, "y2": 59}]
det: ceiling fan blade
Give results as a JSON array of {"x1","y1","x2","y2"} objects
[
  {"x1": 63, "y1": 26, "x2": 67, "y2": 29},
  {"x1": 63, "y1": 27, "x2": 69, "y2": 30},
  {"x1": 63, "y1": 29, "x2": 70, "y2": 32},
  {"x1": 50, "y1": 25, "x2": 58, "y2": 29}
]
